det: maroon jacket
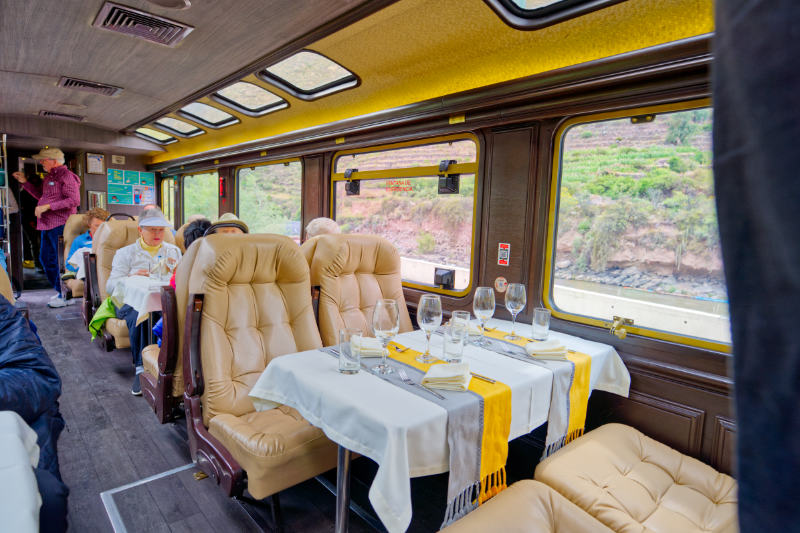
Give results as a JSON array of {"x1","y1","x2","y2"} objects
[{"x1": 21, "y1": 166, "x2": 81, "y2": 230}]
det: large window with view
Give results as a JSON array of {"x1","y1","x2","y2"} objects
[
  {"x1": 237, "y1": 161, "x2": 302, "y2": 240},
  {"x1": 161, "y1": 178, "x2": 176, "y2": 225},
  {"x1": 547, "y1": 104, "x2": 730, "y2": 349},
  {"x1": 333, "y1": 136, "x2": 478, "y2": 294},
  {"x1": 182, "y1": 172, "x2": 218, "y2": 222}
]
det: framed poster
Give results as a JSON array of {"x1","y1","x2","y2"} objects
[
  {"x1": 86, "y1": 153, "x2": 105, "y2": 175},
  {"x1": 87, "y1": 190, "x2": 106, "y2": 209}
]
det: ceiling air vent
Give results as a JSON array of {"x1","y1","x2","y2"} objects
[
  {"x1": 58, "y1": 77, "x2": 123, "y2": 97},
  {"x1": 39, "y1": 110, "x2": 86, "y2": 122},
  {"x1": 92, "y1": 2, "x2": 194, "y2": 47}
]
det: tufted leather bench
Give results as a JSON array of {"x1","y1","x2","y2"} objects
[
  {"x1": 60, "y1": 213, "x2": 88, "y2": 299},
  {"x1": 440, "y1": 479, "x2": 612, "y2": 532},
  {"x1": 301, "y1": 234, "x2": 413, "y2": 346},
  {"x1": 535, "y1": 423, "x2": 738, "y2": 533}
]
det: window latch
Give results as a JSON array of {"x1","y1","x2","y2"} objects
[
  {"x1": 344, "y1": 168, "x2": 360, "y2": 195},
  {"x1": 438, "y1": 159, "x2": 459, "y2": 194},
  {"x1": 610, "y1": 316, "x2": 633, "y2": 339}
]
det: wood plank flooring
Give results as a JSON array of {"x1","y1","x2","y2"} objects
[{"x1": 22, "y1": 288, "x2": 543, "y2": 532}]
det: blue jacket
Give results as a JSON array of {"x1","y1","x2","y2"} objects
[
  {"x1": 65, "y1": 230, "x2": 92, "y2": 273},
  {"x1": 0, "y1": 295, "x2": 65, "y2": 480}
]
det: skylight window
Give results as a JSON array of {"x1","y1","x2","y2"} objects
[
  {"x1": 178, "y1": 102, "x2": 239, "y2": 128},
  {"x1": 484, "y1": 0, "x2": 624, "y2": 30},
  {"x1": 259, "y1": 50, "x2": 357, "y2": 100},
  {"x1": 154, "y1": 116, "x2": 204, "y2": 137},
  {"x1": 213, "y1": 81, "x2": 287, "y2": 116},
  {"x1": 136, "y1": 127, "x2": 177, "y2": 144}
]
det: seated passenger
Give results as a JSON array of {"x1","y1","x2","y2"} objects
[
  {"x1": 0, "y1": 295, "x2": 69, "y2": 533},
  {"x1": 106, "y1": 209, "x2": 181, "y2": 396},
  {"x1": 208, "y1": 212, "x2": 248, "y2": 234},
  {"x1": 305, "y1": 217, "x2": 340, "y2": 239},
  {"x1": 63, "y1": 207, "x2": 110, "y2": 278},
  {"x1": 152, "y1": 217, "x2": 211, "y2": 346}
]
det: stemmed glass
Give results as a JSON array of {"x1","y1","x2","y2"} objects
[
  {"x1": 473, "y1": 287, "x2": 495, "y2": 347},
  {"x1": 372, "y1": 299, "x2": 400, "y2": 375},
  {"x1": 164, "y1": 247, "x2": 181, "y2": 279},
  {"x1": 417, "y1": 294, "x2": 442, "y2": 363},
  {"x1": 504, "y1": 283, "x2": 526, "y2": 341}
]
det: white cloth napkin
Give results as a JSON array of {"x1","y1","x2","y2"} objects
[
  {"x1": 421, "y1": 363, "x2": 471, "y2": 391},
  {"x1": 526, "y1": 339, "x2": 567, "y2": 360},
  {"x1": 351, "y1": 335, "x2": 384, "y2": 357}
]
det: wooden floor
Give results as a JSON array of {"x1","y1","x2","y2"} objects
[{"x1": 23, "y1": 288, "x2": 542, "y2": 532}]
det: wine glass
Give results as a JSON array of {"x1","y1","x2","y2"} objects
[
  {"x1": 372, "y1": 299, "x2": 400, "y2": 374},
  {"x1": 504, "y1": 283, "x2": 526, "y2": 341},
  {"x1": 417, "y1": 294, "x2": 442, "y2": 363},
  {"x1": 164, "y1": 247, "x2": 181, "y2": 278},
  {"x1": 472, "y1": 287, "x2": 495, "y2": 347}
]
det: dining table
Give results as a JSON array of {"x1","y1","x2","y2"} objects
[
  {"x1": 249, "y1": 317, "x2": 630, "y2": 533},
  {"x1": 109, "y1": 275, "x2": 171, "y2": 326},
  {"x1": 0, "y1": 411, "x2": 42, "y2": 533}
]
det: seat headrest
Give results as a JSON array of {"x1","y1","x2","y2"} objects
[{"x1": 307, "y1": 234, "x2": 402, "y2": 285}]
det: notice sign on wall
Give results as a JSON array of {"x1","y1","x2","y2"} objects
[
  {"x1": 498, "y1": 242, "x2": 510, "y2": 266},
  {"x1": 107, "y1": 168, "x2": 156, "y2": 205}
]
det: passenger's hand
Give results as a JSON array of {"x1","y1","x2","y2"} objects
[
  {"x1": 34, "y1": 204, "x2": 51, "y2": 217},
  {"x1": 12, "y1": 171, "x2": 27, "y2": 183},
  {"x1": 132, "y1": 269, "x2": 150, "y2": 277}
]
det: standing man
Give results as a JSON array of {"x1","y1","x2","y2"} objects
[{"x1": 12, "y1": 148, "x2": 81, "y2": 308}]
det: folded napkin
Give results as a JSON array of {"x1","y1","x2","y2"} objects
[
  {"x1": 351, "y1": 335, "x2": 385, "y2": 357},
  {"x1": 421, "y1": 363, "x2": 471, "y2": 391},
  {"x1": 525, "y1": 339, "x2": 567, "y2": 360}
]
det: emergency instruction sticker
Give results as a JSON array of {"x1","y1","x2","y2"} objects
[{"x1": 498, "y1": 243, "x2": 510, "y2": 266}]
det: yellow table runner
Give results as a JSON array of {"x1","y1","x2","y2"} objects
[
  {"x1": 480, "y1": 328, "x2": 592, "y2": 449},
  {"x1": 387, "y1": 344, "x2": 512, "y2": 507}
]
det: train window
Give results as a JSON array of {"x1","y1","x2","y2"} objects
[
  {"x1": 135, "y1": 127, "x2": 177, "y2": 145},
  {"x1": 161, "y1": 177, "x2": 176, "y2": 225},
  {"x1": 178, "y1": 102, "x2": 239, "y2": 128},
  {"x1": 154, "y1": 117, "x2": 204, "y2": 138},
  {"x1": 182, "y1": 171, "x2": 219, "y2": 222},
  {"x1": 545, "y1": 102, "x2": 730, "y2": 351},
  {"x1": 259, "y1": 50, "x2": 357, "y2": 100},
  {"x1": 332, "y1": 135, "x2": 478, "y2": 296},
  {"x1": 237, "y1": 160, "x2": 302, "y2": 240},
  {"x1": 212, "y1": 81, "x2": 288, "y2": 117},
  {"x1": 484, "y1": 0, "x2": 625, "y2": 30}
]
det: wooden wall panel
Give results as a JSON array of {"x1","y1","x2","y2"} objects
[
  {"x1": 616, "y1": 390, "x2": 705, "y2": 456},
  {"x1": 302, "y1": 154, "x2": 326, "y2": 240},
  {"x1": 711, "y1": 416, "x2": 737, "y2": 475}
]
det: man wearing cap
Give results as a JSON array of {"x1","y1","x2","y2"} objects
[
  {"x1": 12, "y1": 148, "x2": 81, "y2": 308},
  {"x1": 208, "y1": 212, "x2": 249, "y2": 235},
  {"x1": 107, "y1": 208, "x2": 181, "y2": 395}
]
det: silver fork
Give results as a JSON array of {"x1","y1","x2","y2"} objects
[
  {"x1": 397, "y1": 367, "x2": 446, "y2": 400},
  {"x1": 390, "y1": 343, "x2": 410, "y2": 353}
]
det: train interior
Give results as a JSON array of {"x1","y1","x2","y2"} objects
[{"x1": 0, "y1": 0, "x2": 763, "y2": 532}]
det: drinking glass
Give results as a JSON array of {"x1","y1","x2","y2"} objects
[
  {"x1": 164, "y1": 247, "x2": 181, "y2": 278},
  {"x1": 339, "y1": 328, "x2": 362, "y2": 374},
  {"x1": 532, "y1": 307, "x2": 551, "y2": 341},
  {"x1": 452, "y1": 310, "x2": 471, "y2": 328},
  {"x1": 504, "y1": 283, "x2": 526, "y2": 341},
  {"x1": 472, "y1": 287, "x2": 495, "y2": 347},
  {"x1": 372, "y1": 299, "x2": 400, "y2": 374},
  {"x1": 149, "y1": 254, "x2": 164, "y2": 280},
  {"x1": 443, "y1": 321, "x2": 467, "y2": 363},
  {"x1": 417, "y1": 294, "x2": 442, "y2": 363}
]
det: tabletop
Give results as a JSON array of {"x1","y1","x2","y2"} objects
[
  {"x1": 249, "y1": 318, "x2": 630, "y2": 533},
  {"x1": 110, "y1": 275, "x2": 170, "y2": 324}
]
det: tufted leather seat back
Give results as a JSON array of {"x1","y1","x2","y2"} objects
[
  {"x1": 175, "y1": 222, "x2": 189, "y2": 252},
  {"x1": 187, "y1": 234, "x2": 322, "y2": 426},
  {"x1": 535, "y1": 423, "x2": 738, "y2": 533},
  {"x1": 93, "y1": 219, "x2": 175, "y2": 300},
  {"x1": 0, "y1": 266, "x2": 14, "y2": 304},
  {"x1": 62, "y1": 213, "x2": 89, "y2": 262},
  {"x1": 301, "y1": 234, "x2": 413, "y2": 346}
]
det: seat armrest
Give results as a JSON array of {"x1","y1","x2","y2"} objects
[
  {"x1": 158, "y1": 285, "x2": 179, "y2": 374},
  {"x1": 183, "y1": 294, "x2": 205, "y2": 397},
  {"x1": 57, "y1": 234, "x2": 66, "y2": 274},
  {"x1": 85, "y1": 252, "x2": 101, "y2": 313}
]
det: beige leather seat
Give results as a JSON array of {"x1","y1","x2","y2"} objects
[
  {"x1": 534, "y1": 424, "x2": 738, "y2": 533},
  {"x1": 174, "y1": 221, "x2": 190, "y2": 252},
  {"x1": 61, "y1": 213, "x2": 89, "y2": 299},
  {"x1": 183, "y1": 234, "x2": 338, "y2": 499},
  {"x1": 440, "y1": 479, "x2": 613, "y2": 533},
  {"x1": 90, "y1": 219, "x2": 176, "y2": 350},
  {"x1": 0, "y1": 266, "x2": 14, "y2": 304},
  {"x1": 301, "y1": 234, "x2": 413, "y2": 346}
]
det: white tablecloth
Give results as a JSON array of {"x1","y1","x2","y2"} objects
[
  {"x1": 67, "y1": 247, "x2": 91, "y2": 280},
  {"x1": 110, "y1": 276, "x2": 169, "y2": 324},
  {"x1": 249, "y1": 318, "x2": 629, "y2": 532},
  {"x1": 0, "y1": 411, "x2": 42, "y2": 533}
]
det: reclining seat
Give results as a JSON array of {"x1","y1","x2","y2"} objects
[
  {"x1": 174, "y1": 221, "x2": 190, "y2": 253},
  {"x1": 183, "y1": 233, "x2": 338, "y2": 499},
  {"x1": 441, "y1": 479, "x2": 613, "y2": 533},
  {"x1": 86, "y1": 218, "x2": 175, "y2": 351},
  {"x1": 534, "y1": 423, "x2": 738, "y2": 533},
  {"x1": 0, "y1": 265, "x2": 15, "y2": 304},
  {"x1": 59, "y1": 213, "x2": 88, "y2": 300},
  {"x1": 301, "y1": 234, "x2": 413, "y2": 346}
]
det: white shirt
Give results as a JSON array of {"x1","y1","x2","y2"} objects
[{"x1": 106, "y1": 240, "x2": 182, "y2": 295}]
